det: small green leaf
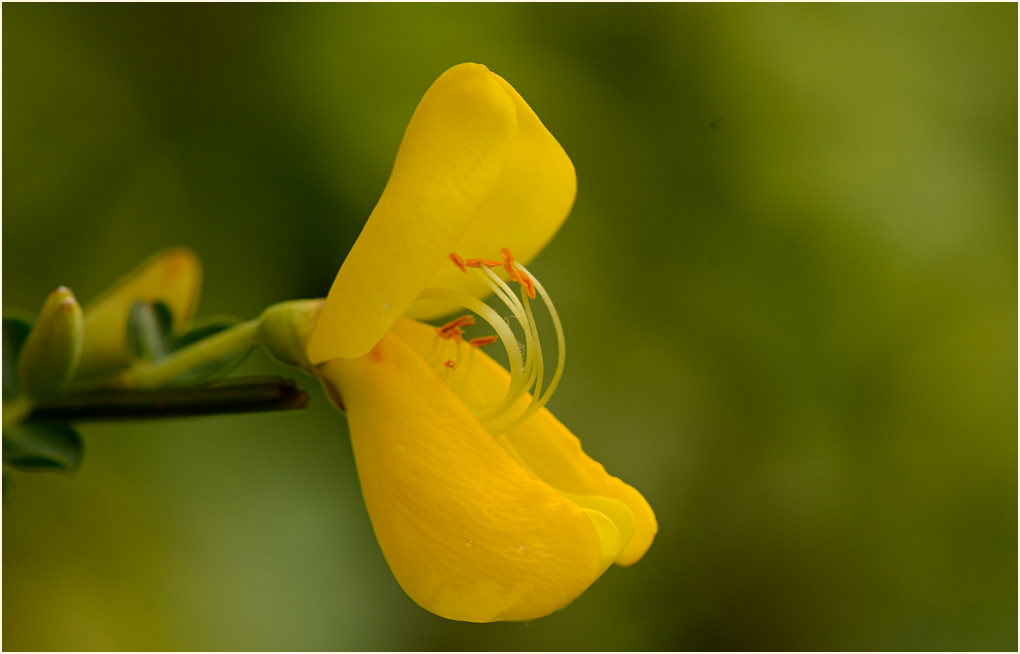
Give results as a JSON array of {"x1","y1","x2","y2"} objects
[
  {"x1": 3, "y1": 315, "x2": 33, "y2": 401},
  {"x1": 127, "y1": 301, "x2": 174, "y2": 362},
  {"x1": 2, "y1": 422, "x2": 84, "y2": 472}
]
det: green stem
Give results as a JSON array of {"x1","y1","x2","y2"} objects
[{"x1": 119, "y1": 318, "x2": 261, "y2": 389}]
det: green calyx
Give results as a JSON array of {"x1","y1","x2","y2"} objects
[{"x1": 257, "y1": 299, "x2": 325, "y2": 369}]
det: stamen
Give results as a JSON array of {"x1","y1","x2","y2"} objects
[
  {"x1": 449, "y1": 253, "x2": 467, "y2": 273},
  {"x1": 500, "y1": 248, "x2": 536, "y2": 299},
  {"x1": 473, "y1": 265, "x2": 540, "y2": 422},
  {"x1": 451, "y1": 252, "x2": 502, "y2": 272},
  {"x1": 466, "y1": 257, "x2": 501, "y2": 269},
  {"x1": 420, "y1": 248, "x2": 567, "y2": 435},
  {"x1": 517, "y1": 271, "x2": 536, "y2": 300},
  {"x1": 437, "y1": 314, "x2": 475, "y2": 342},
  {"x1": 505, "y1": 261, "x2": 566, "y2": 424},
  {"x1": 418, "y1": 287, "x2": 525, "y2": 381},
  {"x1": 479, "y1": 266, "x2": 524, "y2": 317},
  {"x1": 500, "y1": 247, "x2": 516, "y2": 277},
  {"x1": 418, "y1": 285, "x2": 531, "y2": 422}
]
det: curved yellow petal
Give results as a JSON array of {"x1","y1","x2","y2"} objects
[
  {"x1": 581, "y1": 507, "x2": 623, "y2": 572},
  {"x1": 78, "y1": 248, "x2": 202, "y2": 378},
  {"x1": 405, "y1": 71, "x2": 577, "y2": 321},
  {"x1": 390, "y1": 317, "x2": 657, "y2": 567},
  {"x1": 505, "y1": 406, "x2": 657, "y2": 567},
  {"x1": 308, "y1": 63, "x2": 577, "y2": 363},
  {"x1": 307, "y1": 63, "x2": 517, "y2": 363},
  {"x1": 316, "y1": 327, "x2": 608, "y2": 622},
  {"x1": 567, "y1": 493, "x2": 636, "y2": 565}
]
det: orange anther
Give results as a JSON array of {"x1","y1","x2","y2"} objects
[
  {"x1": 518, "y1": 272, "x2": 536, "y2": 300},
  {"x1": 438, "y1": 315, "x2": 475, "y2": 342},
  {"x1": 443, "y1": 359, "x2": 457, "y2": 370},
  {"x1": 469, "y1": 335, "x2": 499, "y2": 348},
  {"x1": 449, "y1": 253, "x2": 467, "y2": 273},
  {"x1": 500, "y1": 247, "x2": 516, "y2": 277},
  {"x1": 465, "y1": 257, "x2": 501, "y2": 269},
  {"x1": 439, "y1": 315, "x2": 475, "y2": 332},
  {"x1": 498, "y1": 247, "x2": 536, "y2": 299}
]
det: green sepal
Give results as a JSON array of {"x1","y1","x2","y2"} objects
[
  {"x1": 127, "y1": 300, "x2": 174, "y2": 362},
  {"x1": 257, "y1": 299, "x2": 323, "y2": 369},
  {"x1": 2, "y1": 421, "x2": 84, "y2": 473},
  {"x1": 3, "y1": 315, "x2": 33, "y2": 401}
]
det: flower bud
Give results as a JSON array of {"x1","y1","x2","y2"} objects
[
  {"x1": 78, "y1": 248, "x2": 202, "y2": 378},
  {"x1": 18, "y1": 286, "x2": 84, "y2": 398},
  {"x1": 257, "y1": 299, "x2": 324, "y2": 369}
]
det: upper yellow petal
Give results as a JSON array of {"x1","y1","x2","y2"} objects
[
  {"x1": 307, "y1": 63, "x2": 576, "y2": 363},
  {"x1": 405, "y1": 71, "x2": 577, "y2": 321},
  {"x1": 316, "y1": 326, "x2": 608, "y2": 622},
  {"x1": 77, "y1": 247, "x2": 201, "y2": 378},
  {"x1": 307, "y1": 63, "x2": 517, "y2": 363},
  {"x1": 390, "y1": 317, "x2": 657, "y2": 567}
]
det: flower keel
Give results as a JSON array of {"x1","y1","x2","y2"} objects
[{"x1": 318, "y1": 329, "x2": 607, "y2": 622}]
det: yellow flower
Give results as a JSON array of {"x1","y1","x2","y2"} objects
[
  {"x1": 77, "y1": 248, "x2": 202, "y2": 378},
  {"x1": 306, "y1": 63, "x2": 656, "y2": 622}
]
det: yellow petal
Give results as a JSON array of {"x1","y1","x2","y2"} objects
[
  {"x1": 404, "y1": 71, "x2": 577, "y2": 322},
  {"x1": 317, "y1": 327, "x2": 608, "y2": 622},
  {"x1": 307, "y1": 63, "x2": 516, "y2": 363},
  {"x1": 580, "y1": 507, "x2": 623, "y2": 571},
  {"x1": 307, "y1": 63, "x2": 576, "y2": 363},
  {"x1": 78, "y1": 248, "x2": 202, "y2": 378},
  {"x1": 391, "y1": 317, "x2": 657, "y2": 567},
  {"x1": 506, "y1": 407, "x2": 658, "y2": 567}
]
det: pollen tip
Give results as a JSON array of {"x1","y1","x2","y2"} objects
[
  {"x1": 449, "y1": 252, "x2": 467, "y2": 273},
  {"x1": 438, "y1": 314, "x2": 476, "y2": 342},
  {"x1": 499, "y1": 248, "x2": 514, "y2": 273},
  {"x1": 469, "y1": 335, "x2": 499, "y2": 348},
  {"x1": 466, "y1": 257, "x2": 501, "y2": 269}
]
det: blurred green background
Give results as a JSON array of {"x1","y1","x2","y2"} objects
[{"x1": 3, "y1": 3, "x2": 1016, "y2": 651}]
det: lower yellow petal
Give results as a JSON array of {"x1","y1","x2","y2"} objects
[
  {"x1": 317, "y1": 327, "x2": 608, "y2": 622},
  {"x1": 390, "y1": 317, "x2": 657, "y2": 567},
  {"x1": 506, "y1": 409, "x2": 658, "y2": 567}
]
